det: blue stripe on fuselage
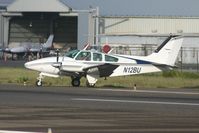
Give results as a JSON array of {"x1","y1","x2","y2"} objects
[
  {"x1": 135, "y1": 59, "x2": 152, "y2": 64},
  {"x1": 116, "y1": 55, "x2": 152, "y2": 64}
]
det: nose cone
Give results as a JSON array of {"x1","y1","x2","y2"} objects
[
  {"x1": 24, "y1": 57, "x2": 58, "y2": 72},
  {"x1": 24, "y1": 59, "x2": 38, "y2": 70},
  {"x1": 24, "y1": 57, "x2": 61, "y2": 76},
  {"x1": 24, "y1": 61, "x2": 32, "y2": 69}
]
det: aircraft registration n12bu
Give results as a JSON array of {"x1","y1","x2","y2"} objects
[{"x1": 25, "y1": 35, "x2": 183, "y2": 87}]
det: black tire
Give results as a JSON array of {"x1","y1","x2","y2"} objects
[
  {"x1": 36, "y1": 80, "x2": 42, "y2": 87},
  {"x1": 71, "y1": 78, "x2": 80, "y2": 87}
]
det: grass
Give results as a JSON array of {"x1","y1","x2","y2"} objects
[
  {"x1": 96, "y1": 74, "x2": 199, "y2": 89},
  {"x1": 0, "y1": 67, "x2": 199, "y2": 89}
]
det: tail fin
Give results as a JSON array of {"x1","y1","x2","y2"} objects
[
  {"x1": 43, "y1": 34, "x2": 54, "y2": 48},
  {"x1": 147, "y1": 35, "x2": 183, "y2": 66}
]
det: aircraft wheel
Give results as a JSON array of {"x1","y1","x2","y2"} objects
[
  {"x1": 71, "y1": 78, "x2": 80, "y2": 87},
  {"x1": 36, "y1": 80, "x2": 42, "y2": 87}
]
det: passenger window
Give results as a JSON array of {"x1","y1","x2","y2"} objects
[
  {"x1": 75, "y1": 51, "x2": 91, "y2": 61},
  {"x1": 93, "y1": 53, "x2": 102, "y2": 61},
  {"x1": 105, "y1": 55, "x2": 118, "y2": 62}
]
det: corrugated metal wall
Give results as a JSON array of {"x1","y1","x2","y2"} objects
[{"x1": 100, "y1": 17, "x2": 199, "y2": 34}]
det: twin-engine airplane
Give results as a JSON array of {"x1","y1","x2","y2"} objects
[{"x1": 25, "y1": 35, "x2": 183, "y2": 87}]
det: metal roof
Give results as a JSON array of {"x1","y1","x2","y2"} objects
[{"x1": 6, "y1": 0, "x2": 71, "y2": 12}]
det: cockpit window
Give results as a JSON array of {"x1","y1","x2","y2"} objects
[
  {"x1": 105, "y1": 55, "x2": 118, "y2": 62},
  {"x1": 93, "y1": 53, "x2": 102, "y2": 61},
  {"x1": 65, "y1": 50, "x2": 80, "y2": 58},
  {"x1": 75, "y1": 51, "x2": 91, "y2": 61}
]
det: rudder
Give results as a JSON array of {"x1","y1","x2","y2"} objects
[{"x1": 147, "y1": 35, "x2": 183, "y2": 66}]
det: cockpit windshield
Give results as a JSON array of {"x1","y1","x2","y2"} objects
[{"x1": 64, "y1": 50, "x2": 80, "y2": 58}]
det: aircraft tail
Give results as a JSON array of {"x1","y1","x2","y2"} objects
[
  {"x1": 146, "y1": 35, "x2": 183, "y2": 66},
  {"x1": 43, "y1": 34, "x2": 54, "y2": 48}
]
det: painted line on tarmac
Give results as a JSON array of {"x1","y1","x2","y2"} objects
[
  {"x1": 0, "y1": 130, "x2": 41, "y2": 133},
  {"x1": 98, "y1": 89, "x2": 199, "y2": 95},
  {"x1": 73, "y1": 98, "x2": 199, "y2": 106}
]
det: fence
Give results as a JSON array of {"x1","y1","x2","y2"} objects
[
  {"x1": 110, "y1": 46, "x2": 199, "y2": 72},
  {"x1": 1, "y1": 45, "x2": 199, "y2": 72}
]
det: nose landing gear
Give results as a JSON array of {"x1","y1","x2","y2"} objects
[
  {"x1": 36, "y1": 80, "x2": 42, "y2": 86},
  {"x1": 36, "y1": 73, "x2": 44, "y2": 87}
]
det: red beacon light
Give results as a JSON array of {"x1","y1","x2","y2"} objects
[{"x1": 102, "y1": 44, "x2": 111, "y2": 53}]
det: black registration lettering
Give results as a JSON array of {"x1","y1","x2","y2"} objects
[{"x1": 123, "y1": 67, "x2": 141, "y2": 74}]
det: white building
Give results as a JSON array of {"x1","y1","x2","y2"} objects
[{"x1": 98, "y1": 16, "x2": 199, "y2": 66}]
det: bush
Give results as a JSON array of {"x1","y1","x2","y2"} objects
[{"x1": 17, "y1": 76, "x2": 29, "y2": 83}]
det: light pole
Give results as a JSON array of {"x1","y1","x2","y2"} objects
[{"x1": 72, "y1": 7, "x2": 99, "y2": 49}]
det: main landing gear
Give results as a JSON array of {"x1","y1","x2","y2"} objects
[
  {"x1": 71, "y1": 77, "x2": 81, "y2": 87},
  {"x1": 71, "y1": 77, "x2": 96, "y2": 87}
]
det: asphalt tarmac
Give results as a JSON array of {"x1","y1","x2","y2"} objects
[{"x1": 0, "y1": 85, "x2": 199, "y2": 133}]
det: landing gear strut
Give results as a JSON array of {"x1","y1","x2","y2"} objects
[{"x1": 71, "y1": 77, "x2": 81, "y2": 87}]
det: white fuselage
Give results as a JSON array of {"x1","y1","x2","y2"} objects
[{"x1": 25, "y1": 50, "x2": 162, "y2": 78}]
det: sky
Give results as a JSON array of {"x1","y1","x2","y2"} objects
[
  {"x1": 1, "y1": 0, "x2": 199, "y2": 16},
  {"x1": 63, "y1": 0, "x2": 199, "y2": 16}
]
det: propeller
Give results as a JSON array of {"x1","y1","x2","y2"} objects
[
  {"x1": 56, "y1": 49, "x2": 59, "y2": 62},
  {"x1": 52, "y1": 49, "x2": 62, "y2": 68}
]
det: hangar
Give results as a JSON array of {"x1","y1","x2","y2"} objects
[{"x1": 0, "y1": 0, "x2": 79, "y2": 49}]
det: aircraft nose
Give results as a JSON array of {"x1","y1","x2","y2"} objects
[
  {"x1": 24, "y1": 62, "x2": 32, "y2": 69},
  {"x1": 24, "y1": 62, "x2": 29, "y2": 68}
]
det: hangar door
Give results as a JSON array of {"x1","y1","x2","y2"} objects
[
  {"x1": 54, "y1": 17, "x2": 77, "y2": 48},
  {"x1": 9, "y1": 13, "x2": 77, "y2": 47}
]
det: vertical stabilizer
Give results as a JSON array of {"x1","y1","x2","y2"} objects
[
  {"x1": 147, "y1": 35, "x2": 183, "y2": 66},
  {"x1": 43, "y1": 35, "x2": 54, "y2": 48}
]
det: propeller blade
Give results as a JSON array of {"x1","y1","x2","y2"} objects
[{"x1": 56, "y1": 49, "x2": 59, "y2": 62}]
